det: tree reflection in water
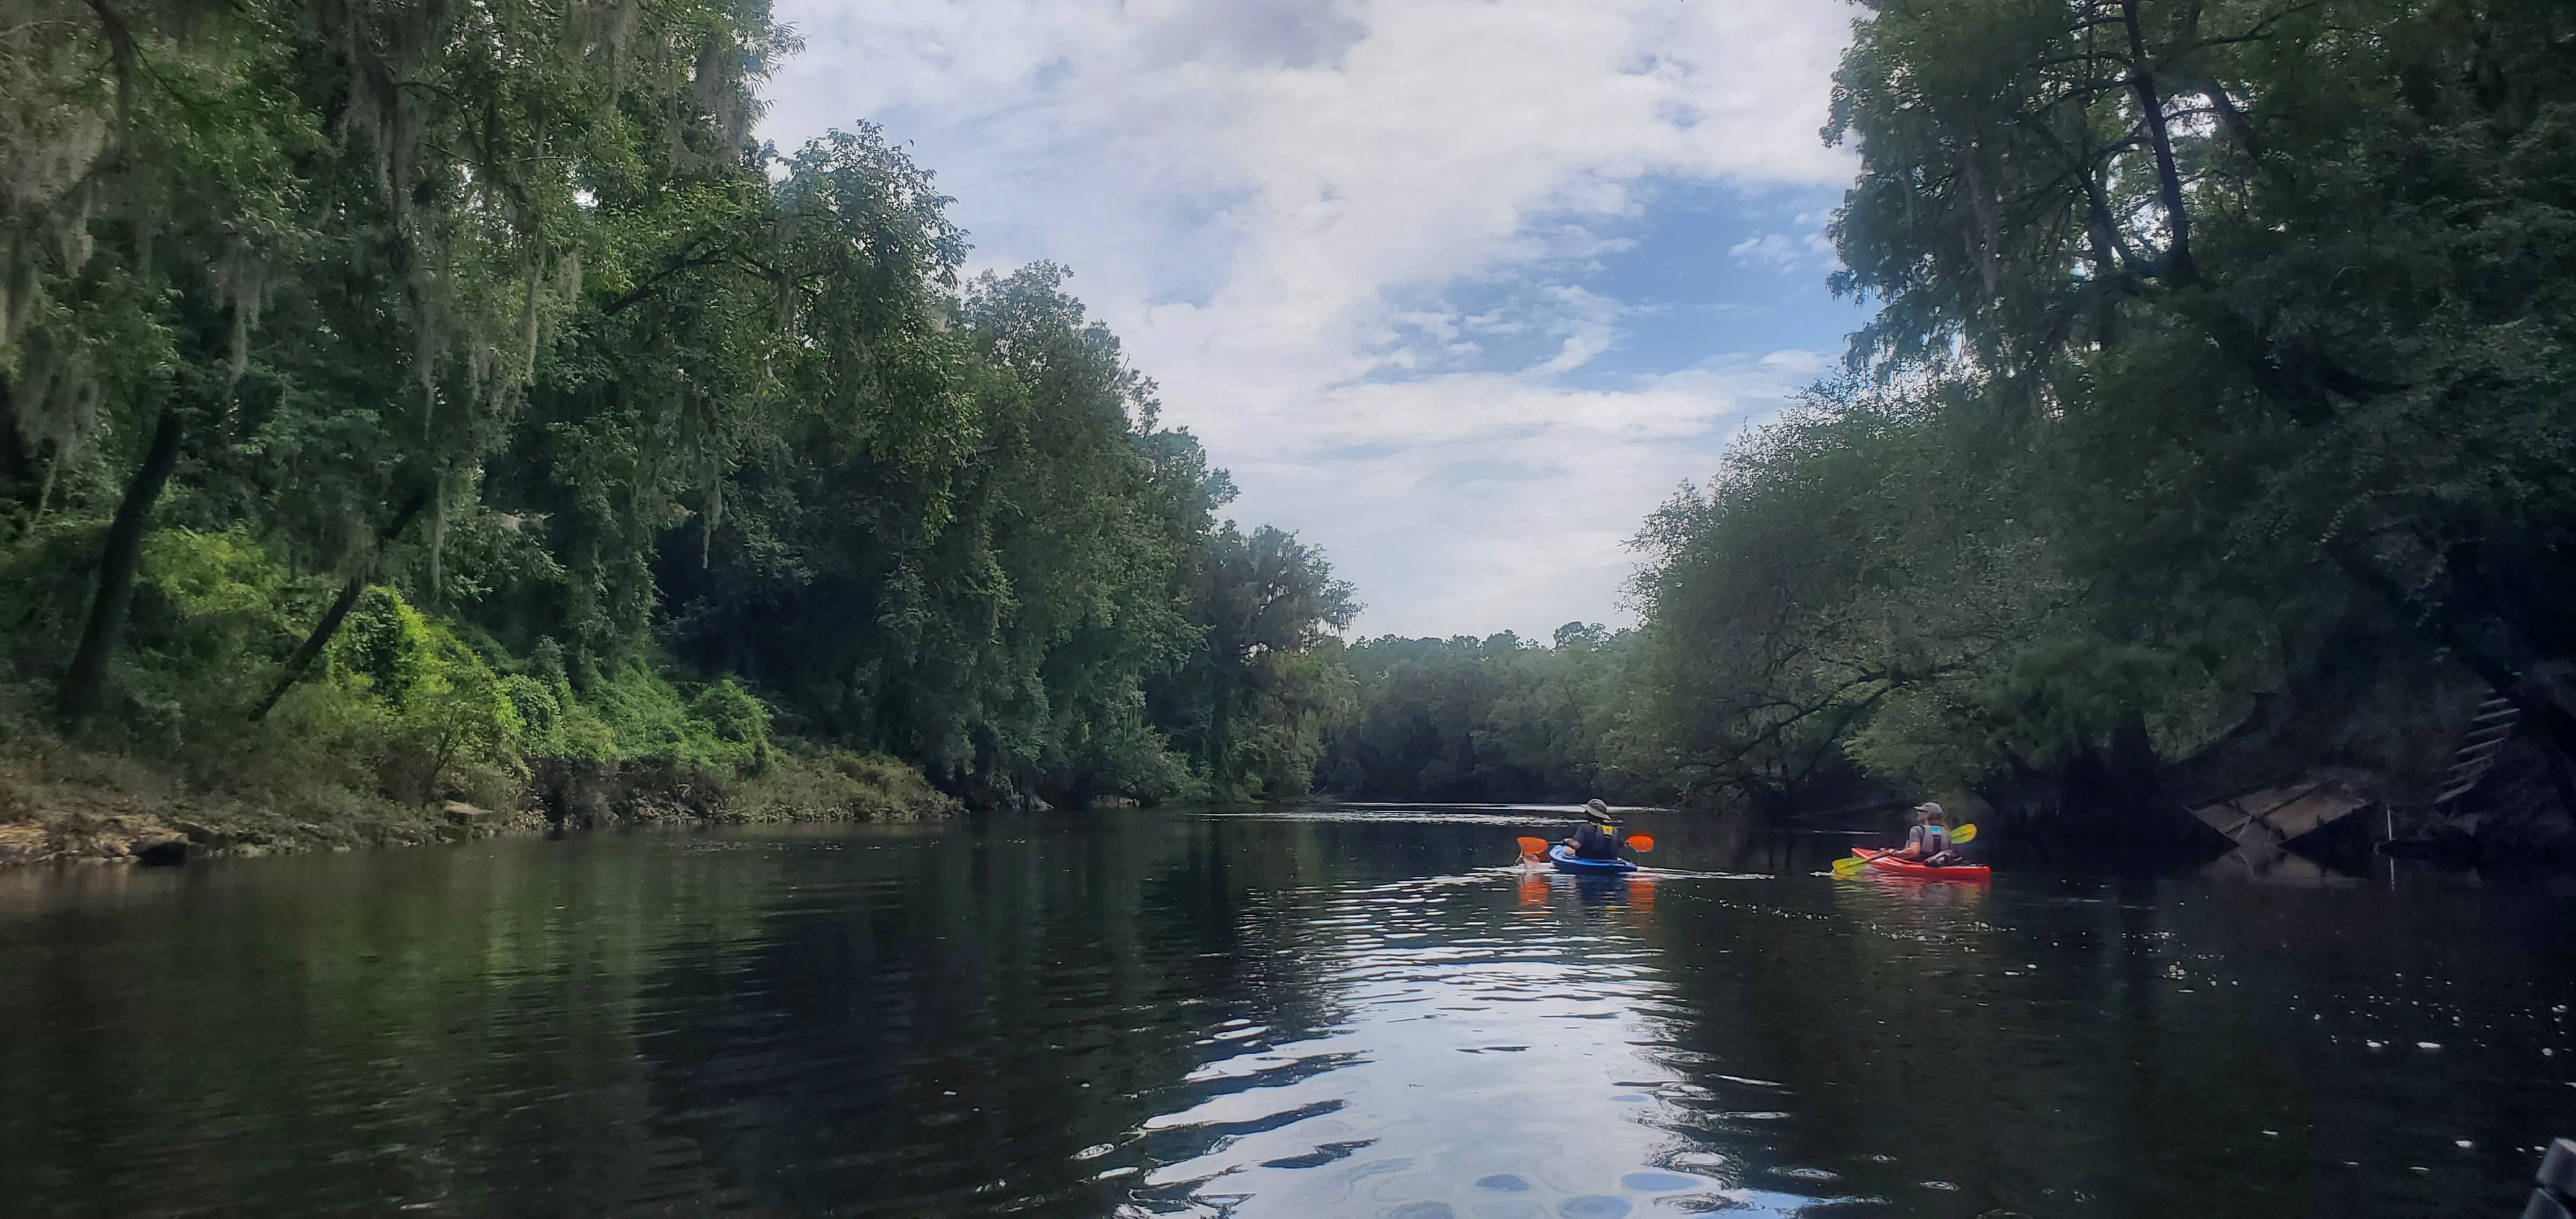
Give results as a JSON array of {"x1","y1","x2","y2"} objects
[{"x1": 0, "y1": 808, "x2": 2569, "y2": 1218}]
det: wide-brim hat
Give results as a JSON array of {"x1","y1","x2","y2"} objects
[{"x1": 1584, "y1": 799, "x2": 1615, "y2": 824}]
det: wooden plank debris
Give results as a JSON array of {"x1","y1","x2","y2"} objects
[{"x1": 2189, "y1": 776, "x2": 2370, "y2": 850}]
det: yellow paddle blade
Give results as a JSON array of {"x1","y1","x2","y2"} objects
[
  {"x1": 1951, "y1": 823, "x2": 1977, "y2": 844},
  {"x1": 1832, "y1": 853, "x2": 1871, "y2": 877}
]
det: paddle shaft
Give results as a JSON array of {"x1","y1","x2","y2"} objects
[{"x1": 1837, "y1": 825, "x2": 1975, "y2": 875}]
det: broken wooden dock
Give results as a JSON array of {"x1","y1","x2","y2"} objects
[{"x1": 2188, "y1": 775, "x2": 2372, "y2": 850}]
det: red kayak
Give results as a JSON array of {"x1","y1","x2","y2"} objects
[{"x1": 1851, "y1": 847, "x2": 1991, "y2": 883}]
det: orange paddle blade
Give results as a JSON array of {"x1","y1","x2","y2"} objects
[
  {"x1": 1625, "y1": 834, "x2": 1654, "y2": 852},
  {"x1": 1516, "y1": 836, "x2": 1551, "y2": 859}
]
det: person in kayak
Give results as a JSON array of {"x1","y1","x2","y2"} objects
[
  {"x1": 1886, "y1": 802, "x2": 1959, "y2": 865},
  {"x1": 1562, "y1": 799, "x2": 1624, "y2": 860}
]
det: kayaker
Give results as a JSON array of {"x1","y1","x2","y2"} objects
[
  {"x1": 1887, "y1": 802, "x2": 1959, "y2": 865},
  {"x1": 1563, "y1": 799, "x2": 1624, "y2": 861}
]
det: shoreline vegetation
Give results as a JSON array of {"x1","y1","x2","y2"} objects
[
  {"x1": 1, "y1": 0, "x2": 1358, "y2": 865},
  {"x1": 10, "y1": 0, "x2": 2576, "y2": 868}
]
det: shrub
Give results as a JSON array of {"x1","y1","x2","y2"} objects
[
  {"x1": 333, "y1": 589, "x2": 525, "y2": 801},
  {"x1": 0, "y1": 523, "x2": 937, "y2": 834},
  {"x1": 726, "y1": 744, "x2": 960, "y2": 822}
]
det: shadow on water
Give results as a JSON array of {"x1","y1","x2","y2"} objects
[{"x1": 0, "y1": 806, "x2": 2572, "y2": 1217}]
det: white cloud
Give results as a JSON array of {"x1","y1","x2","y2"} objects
[
  {"x1": 1237, "y1": 352, "x2": 1828, "y2": 634},
  {"x1": 762, "y1": 0, "x2": 1859, "y2": 637},
  {"x1": 1727, "y1": 214, "x2": 1839, "y2": 275}
]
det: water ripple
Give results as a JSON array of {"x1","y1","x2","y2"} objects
[
  {"x1": 1105, "y1": 875, "x2": 1818, "y2": 1218},
  {"x1": 1, "y1": 812, "x2": 2563, "y2": 1218}
]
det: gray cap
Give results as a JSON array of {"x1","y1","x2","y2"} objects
[{"x1": 1913, "y1": 802, "x2": 1945, "y2": 819}]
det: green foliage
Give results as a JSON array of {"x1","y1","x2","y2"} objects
[
  {"x1": 334, "y1": 588, "x2": 781, "y2": 793},
  {"x1": 0, "y1": 518, "x2": 806, "y2": 826},
  {"x1": 1146, "y1": 523, "x2": 1360, "y2": 802},
  {"x1": 1621, "y1": 0, "x2": 2576, "y2": 814},
  {"x1": 645, "y1": 258, "x2": 1354, "y2": 808},
  {"x1": 1319, "y1": 625, "x2": 1645, "y2": 804},
  {"x1": 1844, "y1": 640, "x2": 2234, "y2": 795},
  {"x1": 0, "y1": 3, "x2": 1359, "y2": 817},
  {"x1": 582, "y1": 661, "x2": 772, "y2": 778},
  {"x1": 724, "y1": 744, "x2": 960, "y2": 823},
  {"x1": 1826, "y1": 0, "x2": 2576, "y2": 634},
  {"x1": 333, "y1": 592, "x2": 525, "y2": 802},
  {"x1": 1624, "y1": 375, "x2": 2259, "y2": 808},
  {"x1": 2, "y1": 524, "x2": 324, "y2": 733},
  {"x1": 498, "y1": 669, "x2": 619, "y2": 767}
]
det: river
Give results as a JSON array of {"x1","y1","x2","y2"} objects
[{"x1": 1, "y1": 806, "x2": 2570, "y2": 1218}]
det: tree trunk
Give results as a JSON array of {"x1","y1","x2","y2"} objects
[
  {"x1": 1208, "y1": 664, "x2": 1233, "y2": 793},
  {"x1": 0, "y1": 372, "x2": 31, "y2": 502},
  {"x1": 2120, "y1": 0, "x2": 2197, "y2": 286},
  {"x1": 249, "y1": 488, "x2": 432, "y2": 722},
  {"x1": 2108, "y1": 705, "x2": 2163, "y2": 829},
  {"x1": 59, "y1": 404, "x2": 183, "y2": 726},
  {"x1": 247, "y1": 581, "x2": 366, "y2": 723}
]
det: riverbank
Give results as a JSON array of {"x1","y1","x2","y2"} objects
[
  {"x1": 0, "y1": 730, "x2": 958, "y2": 866},
  {"x1": 0, "y1": 526, "x2": 964, "y2": 866}
]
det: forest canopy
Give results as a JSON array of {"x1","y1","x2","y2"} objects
[
  {"x1": 1606, "y1": 0, "x2": 2576, "y2": 834},
  {"x1": 0, "y1": 0, "x2": 1355, "y2": 822},
  {"x1": 1322, "y1": 0, "x2": 2576, "y2": 847},
  {"x1": 6, "y1": 0, "x2": 2569, "y2": 845}
]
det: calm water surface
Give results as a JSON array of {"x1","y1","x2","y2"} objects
[{"x1": 2, "y1": 807, "x2": 2572, "y2": 1218}]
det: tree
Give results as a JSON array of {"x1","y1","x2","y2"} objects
[
  {"x1": 1827, "y1": 0, "x2": 2576, "y2": 762},
  {"x1": 1, "y1": 0, "x2": 1363, "y2": 820},
  {"x1": 6, "y1": 0, "x2": 788, "y2": 724},
  {"x1": 1603, "y1": 0, "x2": 2576, "y2": 818},
  {"x1": 1153, "y1": 524, "x2": 1358, "y2": 801},
  {"x1": 1317, "y1": 627, "x2": 1640, "y2": 803}
]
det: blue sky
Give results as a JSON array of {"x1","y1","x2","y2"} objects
[{"x1": 760, "y1": 0, "x2": 1862, "y2": 638}]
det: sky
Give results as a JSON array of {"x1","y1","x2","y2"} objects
[{"x1": 758, "y1": 0, "x2": 1865, "y2": 640}]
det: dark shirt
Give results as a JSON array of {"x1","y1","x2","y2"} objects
[{"x1": 1572, "y1": 823, "x2": 1621, "y2": 859}]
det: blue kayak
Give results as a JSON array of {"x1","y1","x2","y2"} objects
[{"x1": 1547, "y1": 845, "x2": 1637, "y2": 876}]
